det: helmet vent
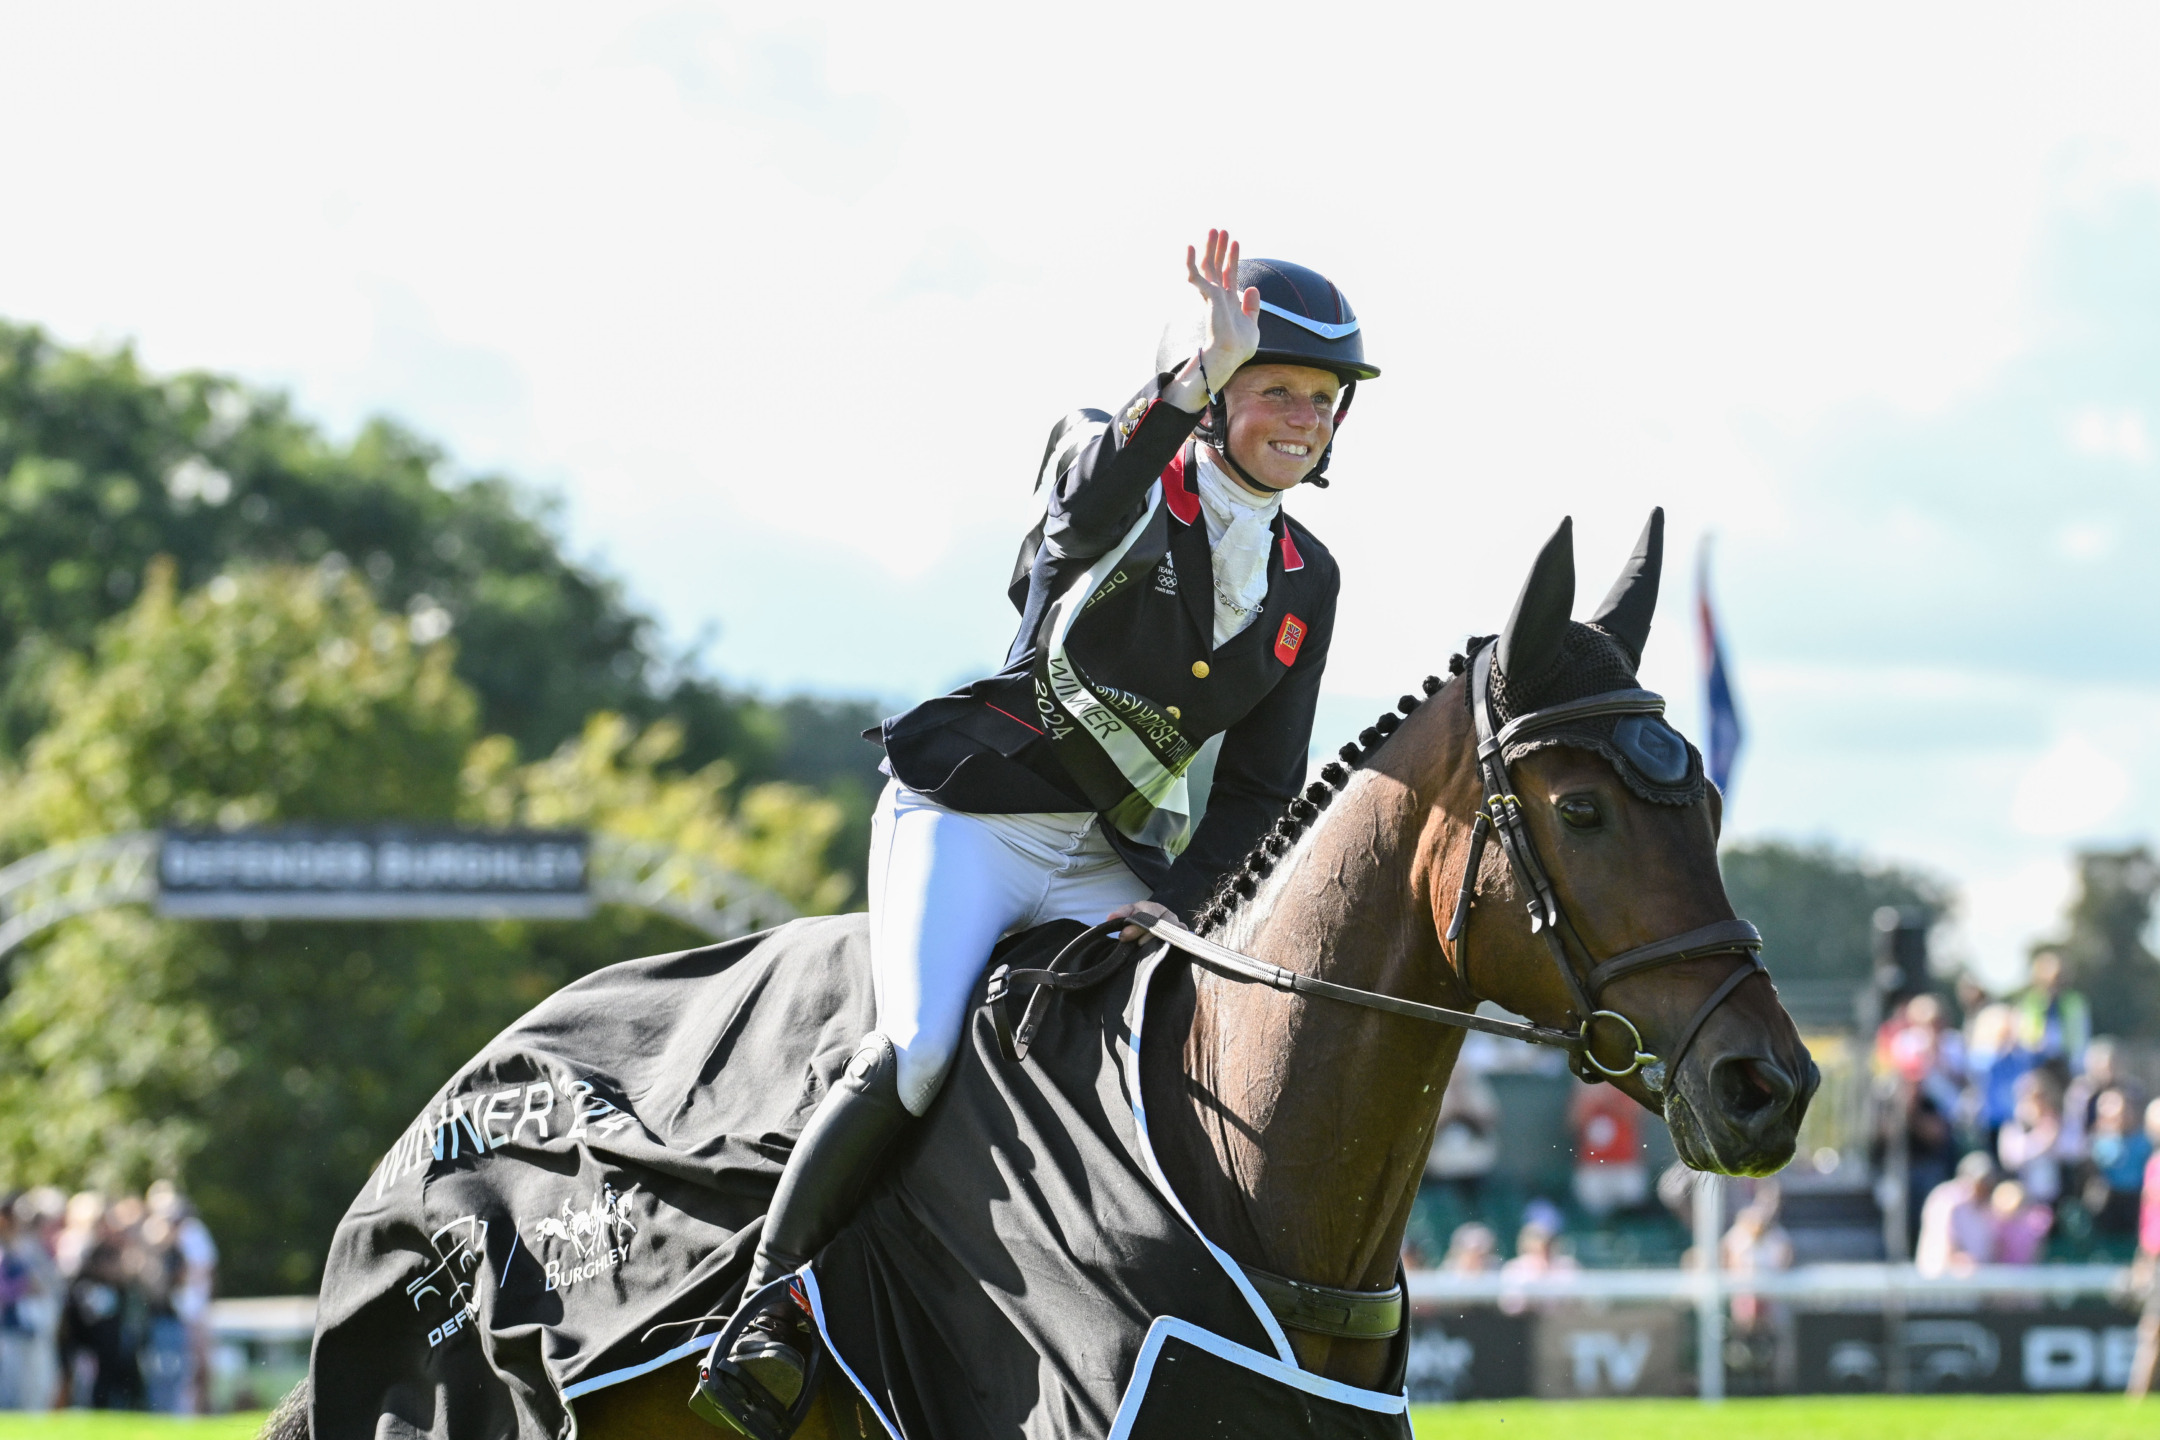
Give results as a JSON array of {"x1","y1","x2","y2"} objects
[{"x1": 1256, "y1": 300, "x2": 1360, "y2": 341}]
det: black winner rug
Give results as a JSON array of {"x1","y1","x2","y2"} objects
[{"x1": 310, "y1": 915, "x2": 1411, "y2": 1439}]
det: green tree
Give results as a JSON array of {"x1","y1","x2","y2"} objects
[
  {"x1": 0, "y1": 564, "x2": 849, "y2": 1291},
  {"x1": 0, "y1": 323, "x2": 637, "y2": 759},
  {"x1": 462, "y1": 712, "x2": 851, "y2": 917},
  {"x1": 4, "y1": 558, "x2": 471, "y2": 841},
  {"x1": 2045, "y1": 846, "x2": 2160, "y2": 1038},
  {"x1": 0, "y1": 319, "x2": 883, "y2": 898},
  {"x1": 1720, "y1": 840, "x2": 1951, "y2": 985}
]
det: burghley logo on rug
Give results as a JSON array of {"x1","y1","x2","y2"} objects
[{"x1": 524, "y1": 1183, "x2": 641, "y2": 1294}]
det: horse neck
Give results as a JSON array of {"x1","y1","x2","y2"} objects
[{"x1": 1152, "y1": 690, "x2": 1482, "y2": 1293}]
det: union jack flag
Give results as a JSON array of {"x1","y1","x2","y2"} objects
[{"x1": 1697, "y1": 540, "x2": 1743, "y2": 797}]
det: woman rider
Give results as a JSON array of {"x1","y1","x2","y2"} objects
[{"x1": 702, "y1": 230, "x2": 1381, "y2": 1426}]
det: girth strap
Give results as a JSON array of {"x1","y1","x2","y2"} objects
[{"x1": 1243, "y1": 1264, "x2": 1405, "y2": 1341}]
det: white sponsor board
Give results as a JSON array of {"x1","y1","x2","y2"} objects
[{"x1": 158, "y1": 827, "x2": 590, "y2": 920}]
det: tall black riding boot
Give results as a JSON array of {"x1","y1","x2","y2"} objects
[{"x1": 701, "y1": 1033, "x2": 912, "y2": 1428}]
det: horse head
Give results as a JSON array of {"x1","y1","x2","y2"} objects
[{"x1": 1457, "y1": 510, "x2": 1816, "y2": 1176}]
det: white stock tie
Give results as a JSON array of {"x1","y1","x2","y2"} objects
[{"x1": 1194, "y1": 448, "x2": 1281, "y2": 649}]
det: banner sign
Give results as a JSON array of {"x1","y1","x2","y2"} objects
[
  {"x1": 1798, "y1": 1304, "x2": 2143, "y2": 1394},
  {"x1": 1408, "y1": 1299, "x2": 2145, "y2": 1401},
  {"x1": 1405, "y1": 1309, "x2": 1531, "y2": 1401},
  {"x1": 1406, "y1": 1304, "x2": 1682, "y2": 1401},
  {"x1": 1532, "y1": 1305, "x2": 1687, "y2": 1398},
  {"x1": 157, "y1": 828, "x2": 591, "y2": 922}
]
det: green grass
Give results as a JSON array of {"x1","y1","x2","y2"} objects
[
  {"x1": 0, "y1": 1398, "x2": 2145, "y2": 1439},
  {"x1": 1412, "y1": 1396, "x2": 2156, "y2": 1439},
  {"x1": 0, "y1": 1420, "x2": 267, "y2": 1439}
]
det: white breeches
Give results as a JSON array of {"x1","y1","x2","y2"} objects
[{"x1": 867, "y1": 779, "x2": 1151, "y2": 1115}]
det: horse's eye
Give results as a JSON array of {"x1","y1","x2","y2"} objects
[{"x1": 1557, "y1": 796, "x2": 1601, "y2": 830}]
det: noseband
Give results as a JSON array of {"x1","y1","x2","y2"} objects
[{"x1": 1444, "y1": 644, "x2": 1764, "y2": 1090}]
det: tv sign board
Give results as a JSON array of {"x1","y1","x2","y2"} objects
[{"x1": 157, "y1": 828, "x2": 591, "y2": 922}]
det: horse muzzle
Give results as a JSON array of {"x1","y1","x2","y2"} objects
[{"x1": 1666, "y1": 1049, "x2": 1818, "y2": 1178}]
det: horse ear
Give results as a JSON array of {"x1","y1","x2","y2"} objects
[
  {"x1": 1588, "y1": 507, "x2": 1664, "y2": 668},
  {"x1": 1500, "y1": 516, "x2": 1575, "y2": 684}
]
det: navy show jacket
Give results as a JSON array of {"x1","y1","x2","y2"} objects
[{"x1": 875, "y1": 374, "x2": 1339, "y2": 919}]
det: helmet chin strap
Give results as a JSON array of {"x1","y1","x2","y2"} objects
[
  {"x1": 1204, "y1": 393, "x2": 1278, "y2": 493},
  {"x1": 1212, "y1": 442, "x2": 1282, "y2": 495}
]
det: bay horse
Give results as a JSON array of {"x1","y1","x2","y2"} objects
[{"x1": 267, "y1": 511, "x2": 1813, "y2": 1438}]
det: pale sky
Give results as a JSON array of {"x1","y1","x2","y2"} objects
[{"x1": 7, "y1": 2, "x2": 2160, "y2": 985}]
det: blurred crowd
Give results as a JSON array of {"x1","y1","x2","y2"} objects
[
  {"x1": 1873, "y1": 949, "x2": 2160, "y2": 1273},
  {"x1": 1400, "y1": 947, "x2": 2160, "y2": 1395},
  {"x1": 0, "y1": 1182, "x2": 217, "y2": 1412},
  {"x1": 1406, "y1": 944, "x2": 2160, "y2": 1283}
]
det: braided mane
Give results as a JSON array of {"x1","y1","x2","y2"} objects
[{"x1": 1194, "y1": 644, "x2": 1486, "y2": 936}]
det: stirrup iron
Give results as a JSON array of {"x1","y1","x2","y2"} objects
[{"x1": 689, "y1": 1275, "x2": 825, "y2": 1440}]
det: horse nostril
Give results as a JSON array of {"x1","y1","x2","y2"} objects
[{"x1": 1714, "y1": 1056, "x2": 1796, "y2": 1122}]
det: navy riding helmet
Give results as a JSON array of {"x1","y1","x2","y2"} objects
[{"x1": 1156, "y1": 258, "x2": 1380, "y2": 487}]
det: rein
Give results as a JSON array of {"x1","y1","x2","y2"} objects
[{"x1": 990, "y1": 915, "x2": 1582, "y2": 1060}]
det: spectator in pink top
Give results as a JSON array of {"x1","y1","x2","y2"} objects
[
  {"x1": 1916, "y1": 1152, "x2": 1998, "y2": 1276},
  {"x1": 1988, "y1": 1180, "x2": 2051, "y2": 1265},
  {"x1": 1497, "y1": 1220, "x2": 1578, "y2": 1316},
  {"x1": 1996, "y1": 1070, "x2": 2067, "y2": 1205},
  {"x1": 2143, "y1": 1097, "x2": 2160, "y2": 1260},
  {"x1": 2129, "y1": 1098, "x2": 2160, "y2": 1400},
  {"x1": 1440, "y1": 1222, "x2": 1498, "y2": 1275}
]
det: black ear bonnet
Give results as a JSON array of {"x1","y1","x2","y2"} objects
[
  {"x1": 1481, "y1": 624, "x2": 1705, "y2": 807},
  {"x1": 1483, "y1": 508, "x2": 1705, "y2": 806}
]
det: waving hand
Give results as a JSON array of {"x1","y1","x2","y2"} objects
[{"x1": 1186, "y1": 229, "x2": 1261, "y2": 386}]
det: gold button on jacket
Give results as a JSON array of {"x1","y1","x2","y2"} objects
[{"x1": 1191, "y1": 661, "x2": 1210, "y2": 679}]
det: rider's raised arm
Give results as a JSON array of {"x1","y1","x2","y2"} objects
[
  {"x1": 1043, "y1": 231, "x2": 1260, "y2": 562},
  {"x1": 1040, "y1": 378, "x2": 1203, "y2": 559},
  {"x1": 1149, "y1": 568, "x2": 1337, "y2": 920}
]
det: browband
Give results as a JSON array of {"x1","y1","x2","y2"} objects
[{"x1": 1491, "y1": 688, "x2": 1664, "y2": 752}]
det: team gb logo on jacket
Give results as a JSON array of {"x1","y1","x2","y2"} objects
[{"x1": 1275, "y1": 614, "x2": 1306, "y2": 667}]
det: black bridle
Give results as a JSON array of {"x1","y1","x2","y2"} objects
[{"x1": 1443, "y1": 642, "x2": 1765, "y2": 1091}]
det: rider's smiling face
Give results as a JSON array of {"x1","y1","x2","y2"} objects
[{"x1": 1217, "y1": 363, "x2": 1341, "y2": 493}]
